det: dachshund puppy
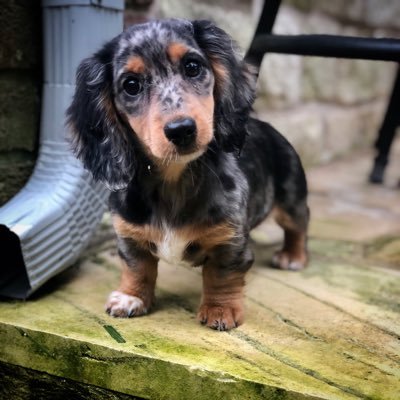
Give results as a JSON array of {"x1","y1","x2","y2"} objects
[{"x1": 67, "y1": 19, "x2": 309, "y2": 331}]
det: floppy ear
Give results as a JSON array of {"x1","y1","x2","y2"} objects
[
  {"x1": 192, "y1": 20, "x2": 256, "y2": 154},
  {"x1": 66, "y1": 38, "x2": 135, "y2": 191}
]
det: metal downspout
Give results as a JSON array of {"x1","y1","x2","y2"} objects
[{"x1": 0, "y1": 0, "x2": 123, "y2": 298}]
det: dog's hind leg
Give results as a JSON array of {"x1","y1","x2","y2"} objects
[{"x1": 272, "y1": 202, "x2": 309, "y2": 270}]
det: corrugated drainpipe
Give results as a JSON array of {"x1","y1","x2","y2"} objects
[{"x1": 0, "y1": 0, "x2": 124, "y2": 298}]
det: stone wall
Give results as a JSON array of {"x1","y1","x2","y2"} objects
[
  {"x1": 0, "y1": 0, "x2": 42, "y2": 205},
  {"x1": 156, "y1": 0, "x2": 400, "y2": 166}
]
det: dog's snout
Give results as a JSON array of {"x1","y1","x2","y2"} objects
[{"x1": 164, "y1": 118, "x2": 197, "y2": 147}]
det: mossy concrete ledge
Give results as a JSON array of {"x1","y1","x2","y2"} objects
[{"x1": 0, "y1": 236, "x2": 399, "y2": 399}]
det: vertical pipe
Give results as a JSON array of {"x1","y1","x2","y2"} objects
[{"x1": 0, "y1": 1, "x2": 124, "y2": 298}]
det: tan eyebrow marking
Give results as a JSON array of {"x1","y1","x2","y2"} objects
[
  {"x1": 210, "y1": 59, "x2": 229, "y2": 91},
  {"x1": 167, "y1": 42, "x2": 190, "y2": 63},
  {"x1": 125, "y1": 56, "x2": 146, "y2": 74}
]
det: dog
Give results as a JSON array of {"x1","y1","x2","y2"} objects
[{"x1": 66, "y1": 19, "x2": 309, "y2": 331}]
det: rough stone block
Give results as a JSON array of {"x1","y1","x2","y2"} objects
[
  {"x1": 285, "y1": 0, "x2": 356, "y2": 27},
  {"x1": 322, "y1": 102, "x2": 384, "y2": 159},
  {"x1": 300, "y1": 8, "x2": 341, "y2": 34},
  {"x1": 266, "y1": 54, "x2": 396, "y2": 106},
  {"x1": 335, "y1": 59, "x2": 396, "y2": 105},
  {"x1": 254, "y1": 102, "x2": 325, "y2": 166},
  {"x1": 302, "y1": 57, "x2": 337, "y2": 102},
  {"x1": 0, "y1": 153, "x2": 35, "y2": 206},
  {"x1": 287, "y1": 0, "x2": 400, "y2": 29},
  {"x1": 257, "y1": 54, "x2": 303, "y2": 108},
  {"x1": 256, "y1": 6, "x2": 304, "y2": 106},
  {"x1": 364, "y1": 0, "x2": 400, "y2": 29},
  {"x1": 157, "y1": 0, "x2": 255, "y2": 49},
  {"x1": 0, "y1": 0, "x2": 42, "y2": 69},
  {"x1": 255, "y1": 99, "x2": 386, "y2": 166},
  {"x1": 0, "y1": 72, "x2": 39, "y2": 153}
]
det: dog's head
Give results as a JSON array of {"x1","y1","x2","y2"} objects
[{"x1": 67, "y1": 19, "x2": 256, "y2": 190}]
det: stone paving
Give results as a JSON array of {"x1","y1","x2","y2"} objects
[{"x1": 0, "y1": 138, "x2": 399, "y2": 399}]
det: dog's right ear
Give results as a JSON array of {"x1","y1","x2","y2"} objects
[
  {"x1": 192, "y1": 20, "x2": 256, "y2": 155},
  {"x1": 66, "y1": 38, "x2": 135, "y2": 191}
]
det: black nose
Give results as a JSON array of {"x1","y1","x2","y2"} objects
[{"x1": 164, "y1": 118, "x2": 197, "y2": 147}]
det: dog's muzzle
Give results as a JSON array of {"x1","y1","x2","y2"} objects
[{"x1": 164, "y1": 117, "x2": 197, "y2": 148}]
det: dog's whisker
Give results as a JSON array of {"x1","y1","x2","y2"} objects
[{"x1": 198, "y1": 158, "x2": 223, "y2": 188}]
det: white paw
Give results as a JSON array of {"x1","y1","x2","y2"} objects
[
  {"x1": 271, "y1": 251, "x2": 306, "y2": 271},
  {"x1": 105, "y1": 291, "x2": 147, "y2": 318}
]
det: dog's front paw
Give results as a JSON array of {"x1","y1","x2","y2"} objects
[
  {"x1": 105, "y1": 291, "x2": 148, "y2": 318},
  {"x1": 197, "y1": 303, "x2": 243, "y2": 331},
  {"x1": 272, "y1": 250, "x2": 307, "y2": 271}
]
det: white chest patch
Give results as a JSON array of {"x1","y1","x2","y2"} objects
[{"x1": 156, "y1": 227, "x2": 190, "y2": 267}]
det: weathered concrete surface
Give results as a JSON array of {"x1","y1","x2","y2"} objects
[
  {"x1": 308, "y1": 138, "x2": 400, "y2": 244},
  {"x1": 1, "y1": 247, "x2": 399, "y2": 400},
  {"x1": 0, "y1": 139, "x2": 399, "y2": 399}
]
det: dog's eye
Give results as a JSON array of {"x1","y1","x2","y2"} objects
[
  {"x1": 123, "y1": 77, "x2": 143, "y2": 96},
  {"x1": 184, "y1": 60, "x2": 201, "y2": 78}
]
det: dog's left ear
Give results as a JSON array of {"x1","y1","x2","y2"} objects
[{"x1": 192, "y1": 20, "x2": 257, "y2": 154}]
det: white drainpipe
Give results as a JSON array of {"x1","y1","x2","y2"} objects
[{"x1": 0, "y1": 0, "x2": 124, "y2": 298}]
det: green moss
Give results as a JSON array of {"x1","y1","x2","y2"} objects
[
  {"x1": 0, "y1": 324, "x2": 317, "y2": 400},
  {"x1": 88, "y1": 254, "x2": 120, "y2": 275},
  {"x1": 308, "y1": 239, "x2": 361, "y2": 261},
  {"x1": 301, "y1": 259, "x2": 400, "y2": 314},
  {"x1": 358, "y1": 280, "x2": 400, "y2": 313},
  {"x1": 0, "y1": 152, "x2": 36, "y2": 205},
  {"x1": 366, "y1": 236, "x2": 400, "y2": 267}
]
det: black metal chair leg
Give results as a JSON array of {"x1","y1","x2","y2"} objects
[
  {"x1": 245, "y1": 0, "x2": 281, "y2": 68},
  {"x1": 369, "y1": 64, "x2": 400, "y2": 184}
]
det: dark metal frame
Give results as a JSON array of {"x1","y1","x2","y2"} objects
[{"x1": 246, "y1": 0, "x2": 400, "y2": 184}]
